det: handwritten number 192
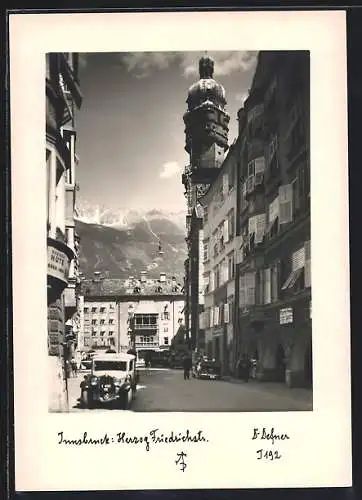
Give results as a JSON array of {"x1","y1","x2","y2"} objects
[{"x1": 256, "y1": 449, "x2": 282, "y2": 460}]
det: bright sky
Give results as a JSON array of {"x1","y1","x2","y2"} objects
[{"x1": 75, "y1": 51, "x2": 258, "y2": 212}]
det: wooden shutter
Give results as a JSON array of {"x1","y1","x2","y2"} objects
[
  {"x1": 223, "y1": 173, "x2": 229, "y2": 196},
  {"x1": 248, "y1": 215, "x2": 257, "y2": 235},
  {"x1": 214, "y1": 306, "x2": 219, "y2": 326},
  {"x1": 304, "y1": 240, "x2": 311, "y2": 287},
  {"x1": 246, "y1": 272, "x2": 256, "y2": 305},
  {"x1": 292, "y1": 247, "x2": 305, "y2": 271},
  {"x1": 224, "y1": 303, "x2": 230, "y2": 324},
  {"x1": 279, "y1": 184, "x2": 293, "y2": 224},
  {"x1": 255, "y1": 213, "x2": 266, "y2": 243},
  {"x1": 210, "y1": 308, "x2": 214, "y2": 327},
  {"x1": 254, "y1": 156, "x2": 265, "y2": 174},
  {"x1": 239, "y1": 275, "x2": 246, "y2": 307},
  {"x1": 264, "y1": 268, "x2": 271, "y2": 304},
  {"x1": 269, "y1": 196, "x2": 279, "y2": 223},
  {"x1": 224, "y1": 219, "x2": 229, "y2": 243}
]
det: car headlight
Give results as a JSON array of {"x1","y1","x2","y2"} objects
[
  {"x1": 90, "y1": 377, "x2": 98, "y2": 386},
  {"x1": 113, "y1": 378, "x2": 123, "y2": 386}
]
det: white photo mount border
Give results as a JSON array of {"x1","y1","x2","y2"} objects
[{"x1": 9, "y1": 10, "x2": 351, "y2": 491}]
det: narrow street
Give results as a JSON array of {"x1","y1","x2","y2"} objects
[{"x1": 67, "y1": 368, "x2": 312, "y2": 412}]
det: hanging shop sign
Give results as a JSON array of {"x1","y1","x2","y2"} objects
[
  {"x1": 279, "y1": 307, "x2": 293, "y2": 325},
  {"x1": 47, "y1": 244, "x2": 71, "y2": 284}
]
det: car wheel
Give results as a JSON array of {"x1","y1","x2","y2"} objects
[{"x1": 119, "y1": 390, "x2": 132, "y2": 410}]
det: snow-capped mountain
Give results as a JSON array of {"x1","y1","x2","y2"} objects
[
  {"x1": 75, "y1": 200, "x2": 187, "y2": 281},
  {"x1": 75, "y1": 199, "x2": 186, "y2": 231}
]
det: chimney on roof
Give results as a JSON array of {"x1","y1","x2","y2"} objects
[
  {"x1": 140, "y1": 271, "x2": 147, "y2": 283},
  {"x1": 160, "y1": 272, "x2": 166, "y2": 283}
]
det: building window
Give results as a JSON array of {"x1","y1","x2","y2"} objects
[
  {"x1": 164, "y1": 327, "x2": 168, "y2": 333},
  {"x1": 228, "y1": 165, "x2": 236, "y2": 191},
  {"x1": 281, "y1": 247, "x2": 305, "y2": 293},
  {"x1": 213, "y1": 242, "x2": 218, "y2": 259},
  {"x1": 109, "y1": 319, "x2": 114, "y2": 325},
  {"x1": 84, "y1": 307, "x2": 89, "y2": 313},
  {"x1": 164, "y1": 337, "x2": 169, "y2": 345},
  {"x1": 267, "y1": 136, "x2": 279, "y2": 176},
  {"x1": 228, "y1": 252, "x2": 235, "y2": 280},
  {"x1": 161, "y1": 311, "x2": 170, "y2": 321},
  {"x1": 91, "y1": 307, "x2": 97, "y2": 313},
  {"x1": 240, "y1": 181, "x2": 248, "y2": 213},
  {"x1": 240, "y1": 272, "x2": 256, "y2": 308},
  {"x1": 203, "y1": 205, "x2": 208, "y2": 224},
  {"x1": 279, "y1": 184, "x2": 293, "y2": 225},
  {"x1": 135, "y1": 314, "x2": 157, "y2": 326},
  {"x1": 203, "y1": 240, "x2": 209, "y2": 262},
  {"x1": 100, "y1": 331, "x2": 105, "y2": 337},
  {"x1": 91, "y1": 319, "x2": 97, "y2": 325},
  {"x1": 91, "y1": 331, "x2": 96, "y2": 337},
  {"x1": 228, "y1": 209, "x2": 235, "y2": 240},
  {"x1": 100, "y1": 307, "x2": 105, "y2": 313},
  {"x1": 264, "y1": 268, "x2": 271, "y2": 304},
  {"x1": 100, "y1": 319, "x2": 105, "y2": 325},
  {"x1": 108, "y1": 331, "x2": 114, "y2": 336}
]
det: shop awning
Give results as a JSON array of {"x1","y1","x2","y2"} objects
[{"x1": 281, "y1": 268, "x2": 303, "y2": 290}]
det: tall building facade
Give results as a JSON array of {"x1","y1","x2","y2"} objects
[
  {"x1": 198, "y1": 140, "x2": 239, "y2": 374},
  {"x1": 182, "y1": 55, "x2": 230, "y2": 350},
  {"x1": 235, "y1": 51, "x2": 311, "y2": 388},
  {"x1": 181, "y1": 51, "x2": 311, "y2": 388},
  {"x1": 79, "y1": 272, "x2": 184, "y2": 355},
  {"x1": 46, "y1": 53, "x2": 82, "y2": 410}
]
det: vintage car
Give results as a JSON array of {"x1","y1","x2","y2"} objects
[
  {"x1": 80, "y1": 353, "x2": 139, "y2": 409},
  {"x1": 195, "y1": 360, "x2": 222, "y2": 380}
]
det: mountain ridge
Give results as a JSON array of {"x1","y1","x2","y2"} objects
[{"x1": 75, "y1": 201, "x2": 187, "y2": 282}]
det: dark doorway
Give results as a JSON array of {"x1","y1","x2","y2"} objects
[
  {"x1": 275, "y1": 344, "x2": 286, "y2": 382},
  {"x1": 304, "y1": 341, "x2": 313, "y2": 388},
  {"x1": 214, "y1": 337, "x2": 220, "y2": 363}
]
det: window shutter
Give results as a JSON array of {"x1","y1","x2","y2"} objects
[
  {"x1": 224, "y1": 303, "x2": 230, "y2": 324},
  {"x1": 214, "y1": 306, "x2": 219, "y2": 326},
  {"x1": 210, "y1": 271, "x2": 214, "y2": 292},
  {"x1": 239, "y1": 275, "x2": 246, "y2": 307},
  {"x1": 279, "y1": 184, "x2": 293, "y2": 224},
  {"x1": 269, "y1": 196, "x2": 279, "y2": 223},
  {"x1": 292, "y1": 247, "x2": 305, "y2": 271},
  {"x1": 223, "y1": 173, "x2": 229, "y2": 196},
  {"x1": 246, "y1": 272, "x2": 256, "y2": 305},
  {"x1": 264, "y1": 268, "x2": 271, "y2": 304},
  {"x1": 248, "y1": 215, "x2": 257, "y2": 235},
  {"x1": 304, "y1": 240, "x2": 311, "y2": 287},
  {"x1": 224, "y1": 219, "x2": 229, "y2": 243},
  {"x1": 210, "y1": 308, "x2": 214, "y2": 327},
  {"x1": 271, "y1": 261, "x2": 279, "y2": 301},
  {"x1": 254, "y1": 156, "x2": 265, "y2": 174},
  {"x1": 255, "y1": 213, "x2": 266, "y2": 243}
]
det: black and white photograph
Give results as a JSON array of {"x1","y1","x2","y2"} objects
[
  {"x1": 47, "y1": 49, "x2": 312, "y2": 413},
  {"x1": 11, "y1": 11, "x2": 351, "y2": 491}
]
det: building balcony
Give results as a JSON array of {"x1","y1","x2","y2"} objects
[
  {"x1": 47, "y1": 237, "x2": 75, "y2": 299},
  {"x1": 135, "y1": 342, "x2": 159, "y2": 349}
]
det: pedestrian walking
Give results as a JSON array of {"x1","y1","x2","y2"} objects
[
  {"x1": 71, "y1": 358, "x2": 78, "y2": 377},
  {"x1": 183, "y1": 353, "x2": 192, "y2": 380}
]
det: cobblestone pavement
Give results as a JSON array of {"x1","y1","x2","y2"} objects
[{"x1": 66, "y1": 368, "x2": 312, "y2": 412}]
